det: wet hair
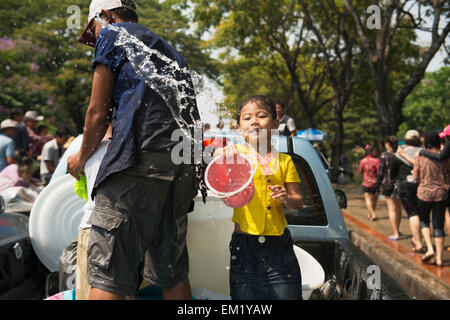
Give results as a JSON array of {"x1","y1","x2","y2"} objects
[
  {"x1": 109, "y1": 0, "x2": 138, "y2": 22},
  {"x1": 384, "y1": 135, "x2": 398, "y2": 152},
  {"x1": 423, "y1": 131, "x2": 440, "y2": 149},
  {"x1": 236, "y1": 95, "x2": 277, "y2": 124}
]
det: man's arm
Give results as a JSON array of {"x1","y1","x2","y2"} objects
[
  {"x1": 67, "y1": 64, "x2": 115, "y2": 179},
  {"x1": 6, "y1": 140, "x2": 16, "y2": 165}
]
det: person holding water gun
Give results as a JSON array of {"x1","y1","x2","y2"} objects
[{"x1": 213, "y1": 95, "x2": 304, "y2": 300}]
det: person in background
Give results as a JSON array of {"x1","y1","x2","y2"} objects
[
  {"x1": 24, "y1": 110, "x2": 47, "y2": 160},
  {"x1": 0, "y1": 119, "x2": 18, "y2": 172},
  {"x1": 417, "y1": 125, "x2": 450, "y2": 251},
  {"x1": 9, "y1": 108, "x2": 30, "y2": 155},
  {"x1": 275, "y1": 101, "x2": 296, "y2": 136},
  {"x1": 412, "y1": 131, "x2": 450, "y2": 267},
  {"x1": 359, "y1": 144, "x2": 380, "y2": 221},
  {"x1": 40, "y1": 127, "x2": 69, "y2": 185},
  {"x1": 216, "y1": 119, "x2": 225, "y2": 131},
  {"x1": 391, "y1": 129, "x2": 423, "y2": 253},
  {"x1": 0, "y1": 155, "x2": 39, "y2": 191},
  {"x1": 36, "y1": 124, "x2": 54, "y2": 144},
  {"x1": 375, "y1": 136, "x2": 403, "y2": 240}
]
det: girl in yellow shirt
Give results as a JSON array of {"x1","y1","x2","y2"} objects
[{"x1": 213, "y1": 95, "x2": 303, "y2": 300}]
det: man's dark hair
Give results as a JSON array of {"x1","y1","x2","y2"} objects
[
  {"x1": 9, "y1": 108, "x2": 24, "y2": 120},
  {"x1": 236, "y1": 95, "x2": 277, "y2": 124},
  {"x1": 110, "y1": 0, "x2": 138, "y2": 22},
  {"x1": 55, "y1": 126, "x2": 70, "y2": 138},
  {"x1": 36, "y1": 124, "x2": 48, "y2": 135},
  {"x1": 405, "y1": 137, "x2": 420, "y2": 147},
  {"x1": 275, "y1": 101, "x2": 285, "y2": 109},
  {"x1": 424, "y1": 131, "x2": 440, "y2": 149}
]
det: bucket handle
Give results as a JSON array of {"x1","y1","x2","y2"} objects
[{"x1": 205, "y1": 153, "x2": 257, "y2": 198}]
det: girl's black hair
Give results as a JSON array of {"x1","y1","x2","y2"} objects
[
  {"x1": 384, "y1": 135, "x2": 398, "y2": 152},
  {"x1": 236, "y1": 95, "x2": 277, "y2": 124},
  {"x1": 423, "y1": 131, "x2": 440, "y2": 149}
]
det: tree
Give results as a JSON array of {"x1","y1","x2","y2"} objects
[
  {"x1": 298, "y1": 0, "x2": 363, "y2": 169},
  {"x1": 399, "y1": 66, "x2": 450, "y2": 137},
  {"x1": 343, "y1": 0, "x2": 450, "y2": 135},
  {"x1": 0, "y1": 0, "x2": 218, "y2": 132},
  {"x1": 192, "y1": 0, "x2": 333, "y2": 128}
]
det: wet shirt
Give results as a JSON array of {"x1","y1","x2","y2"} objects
[
  {"x1": 232, "y1": 144, "x2": 301, "y2": 236},
  {"x1": 359, "y1": 155, "x2": 380, "y2": 188},
  {"x1": 412, "y1": 149, "x2": 450, "y2": 202},
  {"x1": 91, "y1": 22, "x2": 200, "y2": 197}
]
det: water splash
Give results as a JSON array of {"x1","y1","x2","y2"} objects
[{"x1": 108, "y1": 24, "x2": 204, "y2": 143}]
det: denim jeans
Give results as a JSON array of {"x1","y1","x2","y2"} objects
[{"x1": 229, "y1": 229, "x2": 302, "y2": 300}]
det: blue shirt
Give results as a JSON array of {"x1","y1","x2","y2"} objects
[
  {"x1": 91, "y1": 22, "x2": 200, "y2": 197},
  {"x1": 0, "y1": 133, "x2": 15, "y2": 172}
]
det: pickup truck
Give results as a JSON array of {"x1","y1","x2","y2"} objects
[{"x1": 0, "y1": 134, "x2": 410, "y2": 300}]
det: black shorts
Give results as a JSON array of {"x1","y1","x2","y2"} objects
[
  {"x1": 87, "y1": 151, "x2": 197, "y2": 296},
  {"x1": 397, "y1": 180, "x2": 419, "y2": 218},
  {"x1": 362, "y1": 186, "x2": 378, "y2": 194}
]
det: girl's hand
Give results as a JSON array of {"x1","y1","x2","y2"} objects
[
  {"x1": 268, "y1": 185, "x2": 288, "y2": 204},
  {"x1": 213, "y1": 145, "x2": 238, "y2": 159}
]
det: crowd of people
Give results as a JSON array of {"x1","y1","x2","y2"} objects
[
  {"x1": 359, "y1": 126, "x2": 450, "y2": 267},
  {"x1": 0, "y1": 108, "x2": 73, "y2": 196}
]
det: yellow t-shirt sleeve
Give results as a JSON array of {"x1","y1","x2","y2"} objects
[{"x1": 285, "y1": 156, "x2": 301, "y2": 183}]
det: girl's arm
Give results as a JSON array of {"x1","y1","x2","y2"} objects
[
  {"x1": 419, "y1": 141, "x2": 450, "y2": 161},
  {"x1": 412, "y1": 157, "x2": 420, "y2": 183},
  {"x1": 269, "y1": 183, "x2": 303, "y2": 210}
]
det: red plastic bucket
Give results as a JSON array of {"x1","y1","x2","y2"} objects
[{"x1": 205, "y1": 153, "x2": 256, "y2": 208}]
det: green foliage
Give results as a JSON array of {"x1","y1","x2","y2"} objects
[
  {"x1": 399, "y1": 66, "x2": 450, "y2": 137},
  {"x1": 0, "y1": 0, "x2": 218, "y2": 134}
]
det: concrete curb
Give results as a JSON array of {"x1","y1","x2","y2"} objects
[{"x1": 345, "y1": 219, "x2": 450, "y2": 300}]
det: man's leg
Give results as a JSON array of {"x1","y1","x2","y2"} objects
[{"x1": 162, "y1": 277, "x2": 192, "y2": 300}]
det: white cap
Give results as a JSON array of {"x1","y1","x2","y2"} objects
[
  {"x1": 78, "y1": 0, "x2": 137, "y2": 47},
  {"x1": 404, "y1": 129, "x2": 420, "y2": 140},
  {"x1": 87, "y1": 0, "x2": 136, "y2": 22},
  {"x1": 24, "y1": 110, "x2": 44, "y2": 121},
  {"x1": 1, "y1": 119, "x2": 18, "y2": 130}
]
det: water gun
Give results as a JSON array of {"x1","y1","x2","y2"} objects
[{"x1": 73, "y1": 173, "x2": 88, "y2": 203}]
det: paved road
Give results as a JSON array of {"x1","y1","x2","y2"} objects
[{"x1": 335, "y1": 183, "x2": 450, "y2": 299}]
